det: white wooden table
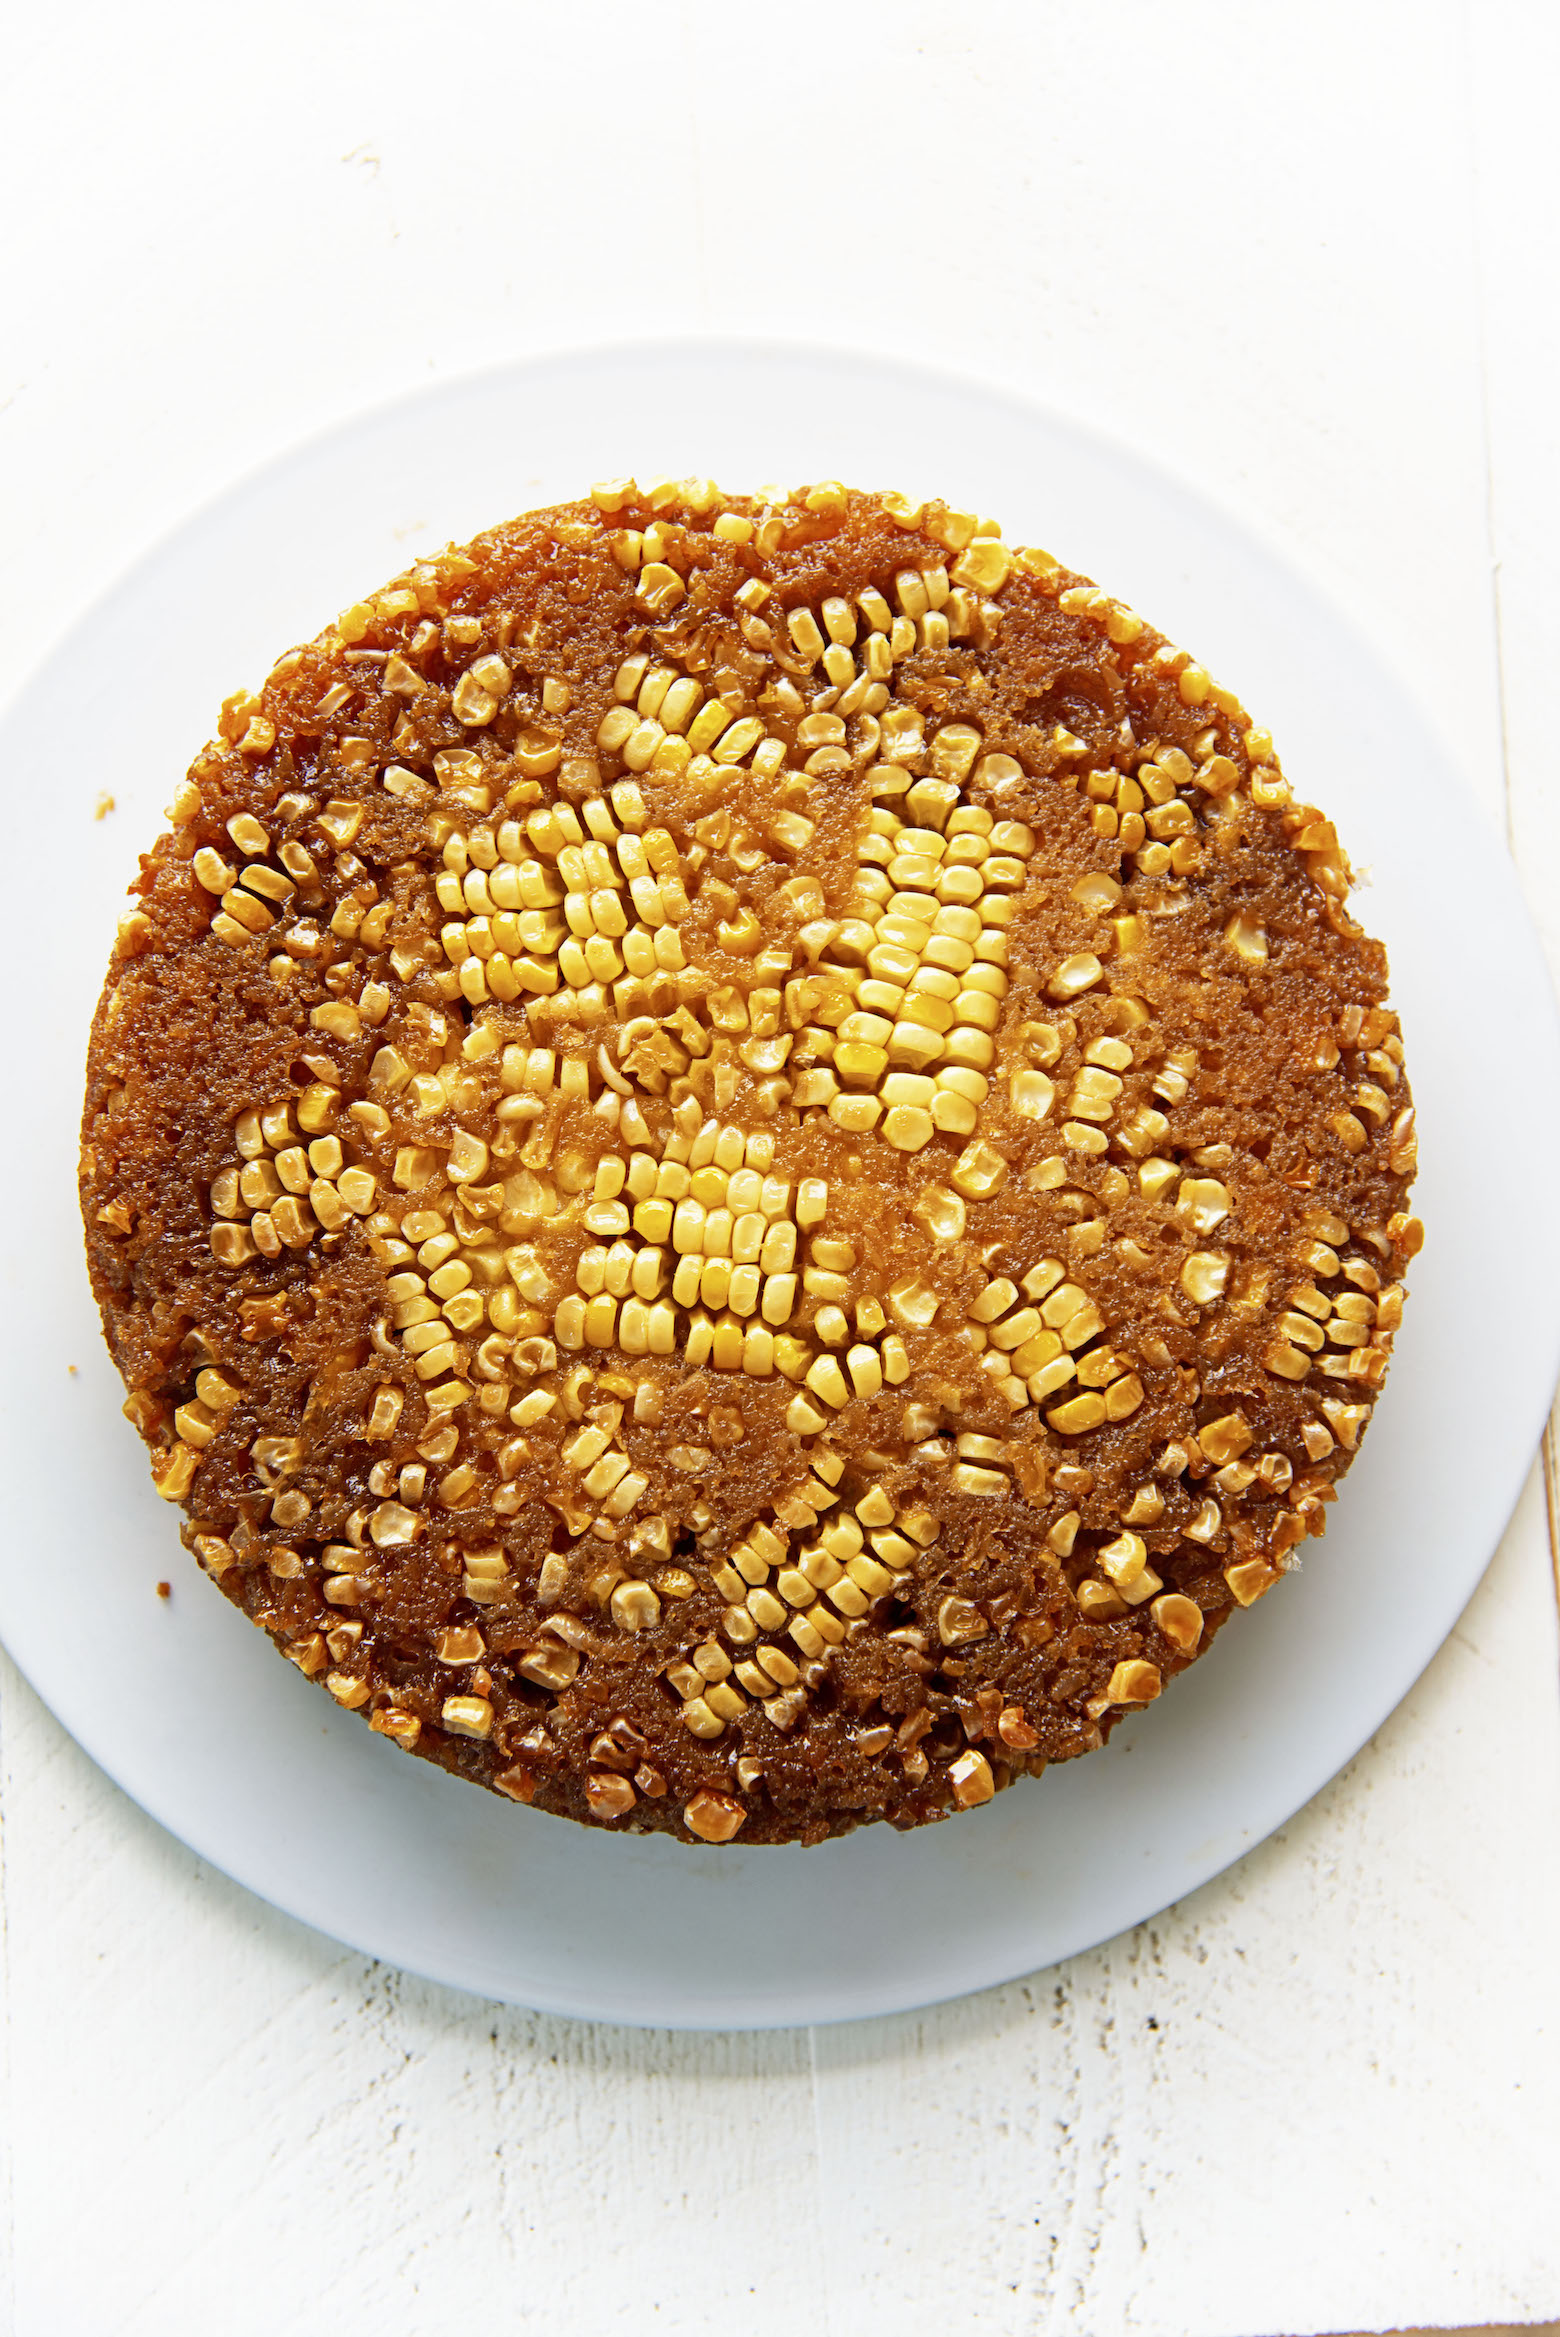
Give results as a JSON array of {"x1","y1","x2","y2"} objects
[{"x1": 3, "y1": 7, "x2": 1558, "y2": 2331}]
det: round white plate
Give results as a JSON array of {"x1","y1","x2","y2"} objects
[{"x1": 4, "y1": 340, "x2": 1556, "y2": 2029}]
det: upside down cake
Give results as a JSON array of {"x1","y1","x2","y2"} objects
[{"x1": 80, "y1": 479, "x2": 1421, "y2": 1846}]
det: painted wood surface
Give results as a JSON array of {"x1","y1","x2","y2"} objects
[{"x1": 2, "y1": 5, "x2": 1557, "y2": 2329}]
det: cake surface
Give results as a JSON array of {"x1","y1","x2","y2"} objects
[{"x1": 80, "y1": 480, "x2": 1421, "y2": 1846}]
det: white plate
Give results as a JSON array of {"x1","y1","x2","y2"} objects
[{"x1": 4, "y1": 340, "x2": 1557, "y2": 2029}]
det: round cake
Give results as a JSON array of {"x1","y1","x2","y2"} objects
[{"x1": 80, "y1": 479, "x2": 1421, "y2": 1846}]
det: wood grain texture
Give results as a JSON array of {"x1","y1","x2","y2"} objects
[{"x1": 3, "y1": 3, "x2": 1559, "y2": 2331}]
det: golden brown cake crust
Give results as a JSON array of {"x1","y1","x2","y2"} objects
[{"x1": 80, "y1": 482, "x2": 1421, "y2": 1846}]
